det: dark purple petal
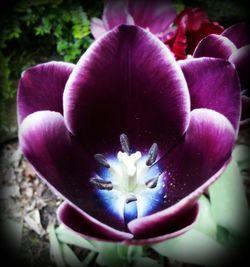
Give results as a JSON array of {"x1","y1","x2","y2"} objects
[
  {"x1": 58, "y1": 202, "x2": 133, "y2": 242},
  {"x1": 19, "y1": 111, "x2": 128, "y2": 232},
  {"x1": 163, "y1": 108, "x2": 235, "y2": 204},
  {"x1": 229, "y1": 45, "x2": 250, "y2": 89},
  {"x1": 64, "y1": 25, "x2": 190, "y2": 156},
  {"x1": 17, "y1": 61, "x2": 74, "y2": 124},
  {"x1": 222, "y1": 23, "x2": 250, "y2": 48},
  {"x1": 193, "y1": 34, "x2": 237, "y2": 59},
  {"x1": 129, "y1": 108, "x2": 235, "y2": 238},
  {"x1": 102, "y1": 0, "x2": 134, "y2": 30},
  {"x1": 128, "y1": 0, "x2": 176, "y2": 34},
  {"x1": 58, "y1": 201, "x2": 198, "y2": 244},
  {"x1": 128, "y1": 203, "x2": 199, "y2": 245},
  {"x1": 179, "y1": 57, "x2": 241, "y2": 130},
  {"x1": 90, "y1": 17, "x2": 107, "y2": 39}
]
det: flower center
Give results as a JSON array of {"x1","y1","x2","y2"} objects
[{"x1": 90, "y1": 134, "x2": 165, "y2": 226}]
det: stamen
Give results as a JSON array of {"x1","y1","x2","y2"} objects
[
  {"x1": 94, "y1": 154, "x2": 110, "y2": 168},
  {"x1": 146, "y1": 143, "x2": 158, "y2": 166},
  {"x1": 120, "y1": 133, "x2": 130, "y2": 154},
  {"x1": 124, "y1": 198, "x2": 138, "y2": 225},
  {"x1": 145, "y1": 176, "x2": 159, "y2": 188},
  {"x1": 90, "y1": 177, "x2": 113, "y2": 190},
  {"x1": 125, "y1": 194, "x2": 137, "y2": 204}
]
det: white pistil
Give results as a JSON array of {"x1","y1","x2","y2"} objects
[
  {"x1": 117, "y1": 151, "x2": 141, "y2": 176},
  {"x1": 117, "y1": 151, "x2": 141, "y2": 191}
]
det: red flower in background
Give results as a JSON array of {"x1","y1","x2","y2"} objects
[
  {"x1": 166, "y1": 8, "x2": 224, "y2": 59},
  {"x1": 90, "y1": 2, "x2": 223, "y2": 61}
]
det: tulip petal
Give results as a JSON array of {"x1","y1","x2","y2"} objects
[
  {"x1": 19, "y1": 111, "x2": 130, "y2": 232},
  {"x1": 222, "y1": 23, "x2": 250, "y2": 48},
  {"x1": 90, "y1": 17, "x2": 107, "y2": 39},
  {"x1": 64, "y1": 25, "x2": 190, "y2": 156},
  {"x1": 193, "y1": 34, "x2": 237, "y2": 59},
  {"x1": 17, "y1": 61, "x2": 74, "y2": 124},
  {"x1": 57, "y1": 201, "x2": 198, "y2": 244},
  {"x1": 164, "y1": 108, "x2": 235, "y2": 206},
  {"x1": 128, "y1": 0, "x2": 176, "y2": 34},
  {"x1": 179, "y1": 58, "x2": 241, "y2": 130},
  {"x1": 58, "y1": 202, "x2": 133, "y2": 242},
  {"x1": 128, "y1": 109, "x2": 235, "y2": 239},
  {"x1": 229, "y1": 45, "x2": 250, "y2": 89},
  {"x1": 102, "y1": 0, "x2": 134, "y2": 30},
  {"x1": 186, "y1": 22, "x2": 224, "y2": 55},
  {"x1": 174, "y1": 8, "x2": 224, "y2": 55}
]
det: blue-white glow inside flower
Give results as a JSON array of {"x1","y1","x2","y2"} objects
[{"x1": 94, "y1": 147, "x2": 166, "y2": 225}]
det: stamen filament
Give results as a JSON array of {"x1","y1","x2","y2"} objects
[
  {"x1": 90, "y1": 177, "x2": 113, "y2": 190},
  {"x1": 124, "y1": 198, "x2": 138, "y2": 226},
  {"x1": 108, "y1": 165, "x2": 122, "y2": 185}
]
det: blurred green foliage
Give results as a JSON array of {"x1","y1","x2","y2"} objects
[
  {"x1": 0, "y1": 0, "x2": 103, "y2": 130},
  {"x1": 182, "y1": 0, "x2": 249, "y2": 26},
  {"x1": 0, "y1": 0, "x2": 100, "y2": 100}
]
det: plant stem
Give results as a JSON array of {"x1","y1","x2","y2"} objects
[{"x1": 82, "y1": 251, "x2": 97, "y2": 267}]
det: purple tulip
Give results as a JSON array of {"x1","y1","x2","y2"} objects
[
  {"x1": 90, "y1": 0, "x2": 176, "y2": 41},
  {"x1": 18, "y1": 25, "x2": 240, "y2": 244},
  {"x1": 194, "y1": 23, "x2": 250, "y2": 127}
]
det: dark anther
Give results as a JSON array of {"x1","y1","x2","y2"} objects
[
  {"x1": 120, "y1": 133, "x2": 130, "y2": 154},
  {"x1": 90, "y1": 177, "x2": 113, "y2": 190},
  {"x1": 94, "y1": 154, "x2": 110, "y2": 168},
  {"x1": 125, "y1": 194, "x2": 137, "y2": 204},
  {"x1": 145, "y1": 177, "x2": 159, "y2": 188},
  {"x1": 146, "y1": 143, "x2": 158, "y2": 166}
]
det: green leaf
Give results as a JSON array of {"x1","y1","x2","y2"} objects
[
  {"x1": 54, "y1": 24, "x2": 63, "y2": 38},
  {"x1": 133, "y1": 257, "x2": 162, "y2": 267},
  {"x1": 116, "y1": 244, "x2": 129, "y2": 260},
  {"x1": 209, "y1": 160, "x2": 250, "y2": 238},
  {"x1": 62, "y1": 244, "x2": 82, "y2": 267},
  {"x1": 47, "y1": 223, "x2": 66, "y2": 267},
  {"x1": 82, "y1": 251, "x2": 97, "y2": 267},
  {"x1": 152, "y1": 229, "x2": 226, "y2": 266},
  {"x1": 194, "y1": 195, "x2": 217, "y2": 238},
  {"x1": 127, "y1": 246, "x2": 143, "y2": 263},
  {"x1": 35, "y1": 25, "x2": 45, "y2": 35},
  {"x1": 232, "y1": 145, "x2": 250, "y2": 165},
  {"x1": 96, "y1": 242, "x2": 125, "y2": 267},
  {"x1": 56, "y1": 40, "x2": 68, "y2": 53},
  {"x1": 70, "y1": 6, "x2": 90, "y2": 39},
  {"x1": 56, "y1": 224, "x2": 98, "y2": 251},
  {"x1": 116, "y1": 245, "x2": 143, "y2": 263},
  {"x1": 216, "y1": 226, "x2": 231, "y2": 246},
  {"x1": 62, "y1": 11, "x2": 71, "y2": 22}
]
